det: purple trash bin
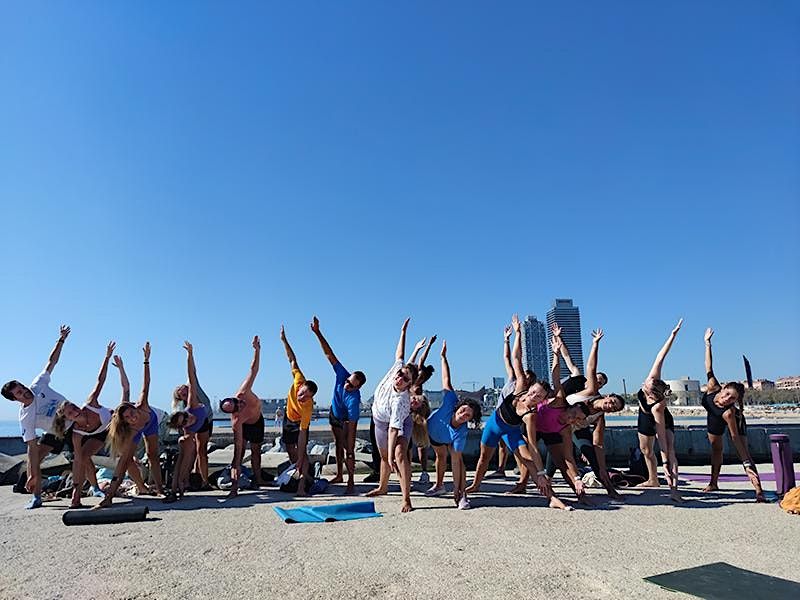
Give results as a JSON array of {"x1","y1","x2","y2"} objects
[{"x1": 769, "y1": 434, "x2": 796, "y2": 496}]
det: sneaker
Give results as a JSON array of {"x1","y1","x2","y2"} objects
[
  {"x1": 425, "y1": 484, "x2": 446, "y2": 497},
  {"x1": 25, "y1": 495, "x2": 43, "y2": 510},
  {"x1": 417, "y1": 471, "x2": 430, "y2": 486},
  {"x1": 457, "y1": 497, "x2": 471, "y2": 510},
  {"x1": 363, "y1": 472, "x2": 380, "y2": 484}
]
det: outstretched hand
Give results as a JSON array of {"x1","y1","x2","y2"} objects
[
  {"x1": 428, "y1": 334, "x2": 437, "y2": 346},
  {"x1": 106, "y1": 341, "x2": 116, "y2": 357},
  {"x1": 401, "y1": 317, "x2": 410, "y2": 331},
  {"x1": 310, "y1": 316, "x2": 320, "y2": 333},
  {"x1": 704, "y1": 328, "x2": 714, "y2": 343},
  {"x1": 551, "y1": 335, "x2": 563, "y2": 354},
  {"x1": 183, "y1": 341, "x2": 193, "y2": 354},
  {"x1": 412, "y1": 337, "x2": 427, "y2": 354},
  {"x1": 504, "y1": 325, "x2": 512, "y2": 342},
  {"x1": 253, "y1": 335, "x2": 261, "y2": 350},
  {"x1": 672, "y1": 318, "x2": 684, "y2": 336},
  {"x1": 59, "y1": 325, "x2": 71, "y2": 341},
  {"x1": 441, "y1": 340, "x2": 448, "y2": 357},
  {"x1": 112, "y1": 355, "x2": 124, "y2": 370},
  {"x1": 143, "y1": 342, "x2": 151, "y2": 360},
  {"x1": 511, "y1": 314, "x2": 521, "y2": 332},
  {"x1": 550, "y1": 322, "x2": 562, "y2": 338},
  {"x1": 591, "y1": 329, "x2": 604, "y2": 343}
]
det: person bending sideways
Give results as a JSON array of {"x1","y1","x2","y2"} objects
[
  {"x1": 311, "y1": 316, "x2": 366, "y2": 495},
  {"x1": 3, "y1": 325, "x2": 73, "y2": 510},
  {"x1": 701, "y1": 328, "x2": 765, "y2": 502},
  {"x1": 425, "y1": 340, "x2": 482, "y2": 509},
  {"x1": 280, "y1": 325, "x2": 318, "y2": 497}
]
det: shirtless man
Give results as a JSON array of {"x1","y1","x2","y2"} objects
[{"x1": 220, "y1": 336, "x2": 265, "y2": 498}]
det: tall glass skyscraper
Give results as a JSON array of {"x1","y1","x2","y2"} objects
[
  {"x1": 521, "y1": 315, "x2": 550, "y2": 385},
  {"x1": 546, "y1": 299, "x2": 584, "y2": 380}
]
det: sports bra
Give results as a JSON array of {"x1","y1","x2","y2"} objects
[
  {"x1": 637, "y1": 389, "x2": 662, "y2": 414},
  {"x1": 498, "y1": 392, "x2": 535, "y2": 427},
  {"x1": 73, "y1": 404, "x2": 113, "y2": 436},
  {"x1": 536, "y1": 400, "x2": 566, "y2": 434}
]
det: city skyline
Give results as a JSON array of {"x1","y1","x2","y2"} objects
[
  {"x1": 521, "y1": 315, "x2": 550, "y2": 385},
  {"x1": 547, "y1": 299, "x2": 585, "y2": 381}
]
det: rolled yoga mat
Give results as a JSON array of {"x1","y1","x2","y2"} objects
[{"x1": 62, "y1": 505, "x2": 150, "y2": 526}]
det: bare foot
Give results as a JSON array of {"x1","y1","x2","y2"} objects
[
  {"x1": 504, "y1": 482, "x2": 527, "y2": 495},
  {"x1": 329, "y1": 476, "x2": 344, "y2": 485},
  {"x1": 640, "y1": 480, "x2": 660, "y2": 488},
  {"x1": 464, "y1": 484, "x2": 479, "y2": 494},
  {"x1": 69, "y1": 503, "x2": 85, "y2": 509},
  {"x1": 756, "y1": 492, "x2": 767, "y2": 503},
  {"x1": 702, "y1": 483, "x2": 719, "y2": 493},
  {"x1": 549, "y1": 496, "x2": 572, "y2": 511},
  {"x1": 226, "y1": 490, "x2": 238, "y2": 500},
  {"x1": 400, "y1": 501, "x2": 413, "y2": 513},
  {"x1": 365, "y1": 487, "x2": 388, "y2": 497}
]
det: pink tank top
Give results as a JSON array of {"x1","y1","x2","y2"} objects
[{"x1": 536, "y1": 400, "x2": 566, "y2": 434}]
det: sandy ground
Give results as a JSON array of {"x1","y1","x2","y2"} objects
[{"x1": 1, "y1": 464, "x2": 799, "y2": 600}]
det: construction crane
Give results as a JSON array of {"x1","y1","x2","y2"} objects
[{"x1": 463, "y1": 381, "x2": 480, "y2": 392}]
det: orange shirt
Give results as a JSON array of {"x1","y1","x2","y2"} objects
[{"x1": 286, "y1": 368, "x2": 312, "y2": 429}]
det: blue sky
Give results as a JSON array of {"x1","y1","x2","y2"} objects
[{"x1": 1, "y1": 3, "x2": 798, "y2": 419}]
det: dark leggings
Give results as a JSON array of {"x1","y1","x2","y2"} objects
[
  {"x1": 545, "y1": 426, "x2": 601, "y2": 478},
  {"x1": 369, "y1": 416, "x2": 381, "y2": 473}
]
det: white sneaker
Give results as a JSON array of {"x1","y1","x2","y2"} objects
[
  {"x1": 417, "y1": 471, "x2": 430, "y2": 486},
  {"x1": 457, "y1": 497, "x2": 471, "y2": 510},
  {"x1": 425, "y1": 484, "x2": 446, "y2": 497}
]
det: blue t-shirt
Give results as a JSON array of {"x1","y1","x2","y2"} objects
[
  {"x1": 427, "y1": 390, "x2": 468, "y2": 452},
  {"x1": 331, "y1": 362, "x2": 361, "y2": 419}
]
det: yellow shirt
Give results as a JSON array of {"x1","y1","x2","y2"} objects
[{"x1": 286, "y1": 368, "x2": 312, "y2": 429}]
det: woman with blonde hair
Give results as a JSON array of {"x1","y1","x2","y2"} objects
[
  {"x1": 51, "y1": 341, "x2": 116, "y2": 507},
  {"x1": 97, "y1": 342, "x2": 162, "y2": 507}
]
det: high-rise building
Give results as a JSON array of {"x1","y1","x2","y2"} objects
[
  {"x1": 520, "y1": 315, "x2": 550, "y2": 385},
  {"x1": 546, "y1": 299, "x2": 584, "y2": 380}
]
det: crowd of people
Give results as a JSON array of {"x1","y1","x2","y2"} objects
[{"x1": 2, "y1": 315, "x2": 766, "y2": 512}]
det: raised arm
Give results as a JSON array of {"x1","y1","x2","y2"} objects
[
  {"x1": 184, "y1": 341, "x2": 201, "y2": 409},
  {"x1": 440, "y1": 341, "x2": 453, "y2": 391},
  {"x1": 503, "y1": 325, "x2": 514, "y2": 380},
  {"x1": 409, "y1": 337, "x2": 426, "y2": 364},
  {"x1": 583, "y1": 329, "x2": 603, "y2": 395},
  {"x1": 44, "y1": 325, "x2": 71, "y2": 374},
  {"x1": 137, "y1": 342, "x2": 151, "y2": 408},
  {"x1": 112, "y1": 355, "x2": 130, "y2": 404},
  {"x1": 396, "y1": 318, "x2": 410, "y2": 362},
  {"x1": 279, "y1": 326, "x2": 299, "y2": 370},
  {"x1": 551, "y1": 323, "x2": 580, "y2": 377},
  {"x1": 511, "y1": 315, "x2": 526, "y2": 393},
  {"x1": 551, "y1": 336, "x2": 563, "y2": 397},
  {"x1": 87, "y1": 341, "x2": 115, "y2": 406},
  {"x1": 310, "y1": 316, "x2": 339, "y2": 366},
  {"x1": 648, "y1": 318, "x2": 683, "y2": 380},
  {"x1": 704, "y1": 328, "x2": 721, "y2": 393},
  {"x1": 238, "y1": 336, "x2": 261, "y2": 393},
  {"x1": 417, "y1": 335, "x2": 437, "y2": 369}
]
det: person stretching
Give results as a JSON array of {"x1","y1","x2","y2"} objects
[
  {"x1": 366, "y1": 318, "x2": 419, "y2": 513},
  {"x1": 51, "y1": 341, "x2": 115, "y2": 508},
  {"x1": 425, "y1": 341, "x2": 482, "y2": 509},
  {"x1": 465, "y1": 315, "x2": 568, "y2": 510},
  {"x1": 218, "y1": 336, "x2": 265, "y2": 498},
  {"x1": 98, "y1": 342, "x2": 164, "y2": 507},
  {"x1": 172, "y1": 341, "x2": 214, "y2": 490},
  {"x1": 279, "y1": 326, "x2": 318, "y2": 497},
  {"x1": 408, "y1": 335, "x2": 437, "y2": 487},
  {"x1": 701, "y1": 328, "x2": 765, "y2": 502},
  {"x1": 637, "y1": 319, "x2": 683, "y2": 502},
  {"x1": 2, "y1": 325, "x2": 72, "y2": 509},
  {"x1": 164, "y1": 342, "x2": 211, "y2": 502},
  {"x1": 311, "y1": 316, "x2": 366, "y2": 494}
]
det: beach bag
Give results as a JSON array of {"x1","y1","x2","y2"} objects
[{"x1": 628, "y1": 447, "x2": 647, "y2": 478}]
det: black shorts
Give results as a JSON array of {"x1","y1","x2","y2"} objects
[
  {"x1": 429, "y1": 437, "x2": 448, "y2": 448},
  {"x1": 39, "y1": 432, "x2": 68, "y2": 454},
  {"x1": 637, "y1": 407, "x2": 674, "y2": 437},
  {"x1": 707, "y1": 410, "x2": 746, "y2": 437},
  {"x1": 536, "y1": 430, "x2": 563, "y2": 446},
  {"x1": 242, "y1": 414, "x2": 265, "y2": 445},
  {"x1": 196, "y1": 417, "x2": 213, "y2": 435},
  {"x1": 573, "y1": 425, "x2": 593, "y2": 443},
  {"x1": 282, "y1": 418, "x2": 301, "y2": 446},
  {"x1": 84, "y1": 428, "x2": 109, "y2": 444},
  {"x1": 329, "y1": 412, "x2": 343, "y2": 430}
]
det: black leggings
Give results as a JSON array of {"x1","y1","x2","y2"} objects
[{"x1": 369, "y1": 416, "x2": 381, "y2": 473}]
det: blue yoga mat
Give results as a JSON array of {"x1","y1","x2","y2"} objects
[{"x1": 273, "y1": 501, "x2": 382, "y2": 523}]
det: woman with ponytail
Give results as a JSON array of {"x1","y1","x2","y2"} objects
[
  {"x1": 52, "y1": 341, "x2": 115, "y2": 507},
  {"x1": 98, "y1": 342, "x2": 162, "y2": 508}
]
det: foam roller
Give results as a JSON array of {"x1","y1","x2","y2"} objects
[{"x1": 62, "y1": 505, "x2": 150, "y2": 526}]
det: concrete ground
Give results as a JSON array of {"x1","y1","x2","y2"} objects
[{"x1": 1, "y1": 463, "x2": 798, "y2": 600}]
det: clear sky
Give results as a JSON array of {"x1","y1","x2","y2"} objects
[{"x1": 1, "y1": 3, "x2": 798, "y2": 420}]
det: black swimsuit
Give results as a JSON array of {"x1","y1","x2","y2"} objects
[
  {"x1": 497, "y1": 392, "x2": 535, "y2": 427},
  {"x1": 702, "y1": 391, "x2": 746, "y2": 437},
  {"x1": 637, "y1": 389, "x2": 674, "y2": 436}
]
